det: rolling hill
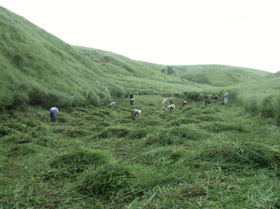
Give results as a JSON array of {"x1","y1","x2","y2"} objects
[
  {"x1": 141, "y1": 63, "x2": 271, "y2": 86},
  {"x1": 0, "y1": 6, "x2": 200, "y2": 110},
  {"x1": 0, "y1": 6, "x2": 275, "y2": 111}
]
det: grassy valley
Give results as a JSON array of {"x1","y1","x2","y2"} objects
[{"x1": 1, "y1": 5, "x2": 280, "y2": 209}]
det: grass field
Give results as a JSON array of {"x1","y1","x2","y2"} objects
[
  {"x1": 1, "y1": 5, "x2": 280, "y2": 208},
  {"x1": 1, "y1": 95, "x2": 280, "y2": 208}
]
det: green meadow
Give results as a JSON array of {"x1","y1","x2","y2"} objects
[{"x1": 1, "y1": 5, "x2": 280, "y2": 209}]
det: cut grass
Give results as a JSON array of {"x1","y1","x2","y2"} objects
[{"x1": 1, "y1": 95, "x2": 280, "y2": 208}]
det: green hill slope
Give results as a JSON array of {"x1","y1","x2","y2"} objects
[
  {"x1": 0, "y1": 6, "x2": 203, "y2": 110},
  {"x1": 74, "y1": 46, "x2": 203, "y2": 95},
  {"x1": 0, "y1": 5, "x2": 278, "y2": 113},
  {"x1": 0, "y1": 6, "x2": 117, "y2": 109},
  {"x1": 141, "y1": 64, "x2": 271, "y2": 86}
]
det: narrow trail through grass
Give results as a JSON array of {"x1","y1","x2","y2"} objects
[{"x1": 1, "y1": 95, "x2": 280, "y2": 208}]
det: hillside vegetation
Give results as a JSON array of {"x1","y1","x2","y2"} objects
[
  {"x1": 0, "y1": 6, "x2": 202, "y2": 110},
  {"x1": 0, "y1": 6, "x2": 275, "y2": 111},
  {"x1": 1, "y1": 5, "x2": 280, "y2": 209},
  {"x1": 151, "y1": 64, "x2": 271, "y2": 86}
]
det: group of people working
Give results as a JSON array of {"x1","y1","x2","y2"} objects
[
  {"x1": 109, "y1": 93, "x2": 142, "y2": 120},
  {"x1": 205, "y1": 92, "x2": 229, "y2": 106},
  {"x1": 49, "y1": 92, "x2": 229, "y2": 122}
]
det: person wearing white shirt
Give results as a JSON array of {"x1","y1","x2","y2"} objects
[
  {"x1": 162, "y1": 98, "x2": 168, "y2": 109},
  {"x1": 109, "y1": 102, "x2": 116, "y2": 108},
  {"x1": 224, "y1": 92, "x2": 229, "y2": 104},
  {"x1": 131, "y1": 109, "x2": 141, "y2": 120},
  {"x1": 50, "y1": 107, "x2": 58, "y2": 122}
]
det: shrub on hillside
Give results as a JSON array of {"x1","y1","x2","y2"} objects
[
  {"x1": 10, "y1": 91, "x2": 29, "y2": 108},
  {"x1": 84, "y1": 89, "x2": 100, "y2": 106},
  {"x1": 109, "y1": 84, "x2": 125, "y2": 98},
  {"x1": 261, "y1": 96, "x2": 275, "y2": 118},
  {"x1": 97, "y1": 91, "x2": 111, "y2": 104},
  {"x1": 28, "y1": 85, "x2": 46, "y2": 106}
]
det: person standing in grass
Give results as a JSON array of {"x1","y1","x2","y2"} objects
[
  {"x1": 130, "y1": 93, "x2": 134, "y2": 105},
  {"x1": 182, "y1": 101, "x2": 187, "y2": 107},
  {"x1": 50, "y1": 107, "x2": 58, "y2": 122},
  {"x1": 131, "y1": 109, "x2": 141, "y2": 120},
  {"x1": 162, "y1": 98, "x2": 168, "y2": 109},
  {"x1": 169, "y1": 97, "x2": 174, "y2": 105},
  {"x1": 224, "y1": 92, "x2": 229, "y2": 104}
]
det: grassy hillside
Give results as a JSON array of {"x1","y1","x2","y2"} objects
[
  {"x1": 74, "y1": 46, "x2": 204, "y2": 95},
  {"x1": 0, "y1": 6, "x2": 202, "y2": 110},
  {"x1": 1, "y1": 6, "x2": 275, "y2": 111},
  {"x1": 147, "y1": 64, "x2": 271, "y2": 86},
  {"x1": 0, "y1": 6, "x2": 115, "y2": 109}
]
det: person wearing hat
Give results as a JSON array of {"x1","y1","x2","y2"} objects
[{"x1": 167, "y1": 104, "x2": 175, "y2": 113}]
